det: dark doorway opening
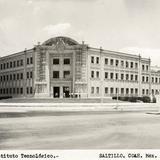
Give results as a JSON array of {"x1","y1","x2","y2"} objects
[
  {"x1": 53, "y1": 87, "x2": 60, "y2": 98},
  {"x1": 63, "y1": 87, "x2": 70, "y2": 98}
]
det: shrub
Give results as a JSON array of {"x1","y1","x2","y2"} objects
[{"x1": 142, "y1": 96, "x2": 151, "y2": 103}]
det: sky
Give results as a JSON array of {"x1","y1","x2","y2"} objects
[{"x1": 0, "y1": 0, "x2": 160, "y2": 66}]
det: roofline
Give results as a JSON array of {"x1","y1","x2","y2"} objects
[{"x1": 0, "y1": 48, "x2": 34, "y2": 60}]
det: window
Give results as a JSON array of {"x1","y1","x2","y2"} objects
[
  {"x1": 91, "y1": 56, "x2": 94, "y2": 63},
  {"x1": 142, "y1": 89, "x2": 145, "y2": 95},
  {"x1": 30, "y1": 57, "x2": 33, "y2": 64},
  {"x1": 152, "y1": 77, "x2": 154, "y2": 83},
  {"x1": 63, "y1": 71, "x2": 70, "y2": 78},
  {"x1": 53, "y1": 58, "x2": 59, "y2": 65},
  {"x1": 146, "y1": 65, "x2": 149, "y2": 71},
  {"x1": 135, "y1": 88, "x2": 138, "y2": 94},
  {"x1": 115, "y1": 60, "x2": 119, "y2": 66},
  {"x1": 110, "y1": 88, "x2": 114, "y2": 94},
  {"x1": 6, "y1": 75, "x2": 9, "y2": 81},
  {"x1": 91, "y1": 87, "x2": 94, "y2": 94},
  {"x1": 105, "y1": 72, "x2": 108, "y2": 79},
  {"x1": 20, "y1": 59, "x2": 23, "y2": 66},
  {"x1": 121, "y1": 60, "x2": 124, "y2": 67},
  {"x1": 126, "y1": 74, "x2": 129, "y2": 80},
  {"x1": 3, "y1": 63, "x2": 6, "y2": 70},
  {"x1": 142, "y1": 76, "x2": 145, "y2": 82},
  {"x1": 13, "y1": 88, "x2": 15, "y2": 94},
  {"x1": 96, "y1": 71, "x2": 99, "y2": 78},
  {"x1": 30, "y1": 87, "x2": 33, "y2": 94},
  {"x1": 131, "y1": 88, "x2": 134, "y2": 94},
  {"x1": 91, "y1": 71, "x2": 94, "y2": 78},
  {"x1": 27, "y1": 72, "x2": 29, "y2": 79},
  {"x1": 96, "y1": 57, "x2": 99, "y2": 64},
  {"x1": 17, "y1": 73, "x2": 19, "y2": 80},
  {"x1": 131, "y1": 74, "x2": 133, "y2": 81},
  {"x1": 27, "y1": 58, "x2": 29, "y2": 65},
  {"x1": 64, "y1": 58, "x2": 70, "y2": 65},
  {"x1": 7, "y1": 62, "x2": 9, "y2": 69},
  {"x1": 10, "y1": 62, "x2": 12, "y2": 68},
  {"x1": 17, "y1": 88, "x2": 19, "y2": 94},
  {"x1": 96, "y1": 87, "x2": 99, "y2": 94},
  {"x1": 121, "y1": 74, "x2": 124, "y2": 80},
  {"x1": 20, "y1": 88, "x2": 23, "y2": 94},
  {"x1": 146, "y1": 89, "x2": 149, "y2": 95},
  {"x1": 110, "y1": 73, "x2": 114, "y2": 79},
  {"x1": 105, "y1": 58, "x2": 108, "y2": 65},
  {"x1": 135, "y1": 63, "x2": 138, "y2": 68},
  {"x1": 9, "y1": 88, "x2": 12, "y2": 94},
  {"x1": 13, "y1": 61, "x2": 16, "y2": 67},
  {"x1": 126, "y1": 88, "x2": 129, "y2": 94},
  {"x1": 13, "y1": 74, "x2": 16, "y2": 80},
  {"x1": 121, "y1": 88, "x2": 124, "y2": 94},
  {"x1": 116, "y1": 88, "x2": 118, "y2": 94},
  {"x1": 10, "y1": 74, "x2": 12, "y2": 81},
  {"x1": 53, "y1": 71, "x2": 59, "y2": 78},
  {"x1": 110, "y1": 59, "x2": 114, "y2": 65},
  {"x1": 126, "y1": 61, "x2": 129, "y2": 68},
  {"x1": 17, "y1": 60, "x2": 19, "y2": 67},
  {"x1": 27, "y1": 87, "x2": 29, "y2": 94},
  {"x1": 146, "y1": 76, "x2": 149, "y2": 82},
  {"x1": 115, "y1": 73, "x2": 118, "y2": 80},
  {"x1": 3, "y1": 75, "x2": 5, "y2": 81},
  {"x1": 135, "y1": 75, "x2": 138, "y2": 81},
  {"x1": 1, "y1": 64, "x2": 3, "y2": 70},
  {"x1": 142, "y1": 65, "x2": 145, "y2": 71},
  {"x1": 30, "y1": 71, "x2": 32, "y2": 79},
  {"x1": 105, "y1": 87, "x2": 108, "y2": 94},
  {"x1": 130, "y1": 62, "x2": 133, "y2": 68},
  {"x1": 21, "y1": 73, "x2": 23, "y2": 79}
]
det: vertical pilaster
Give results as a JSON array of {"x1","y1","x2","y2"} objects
[
  {"x1": 46, "y1": 51, "x2": 50, "y2": 97},
  {"x1": 72, "y1": 52, "x2": 76, "y2": 94},
  {"x1": 138, "y1": 54, "x2": 142, "y2": 97},
  {"x1": 149, "y1": 58, "x2": 152, "y2": 96}
]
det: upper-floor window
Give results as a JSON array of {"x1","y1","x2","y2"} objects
[
  {"x1": 126, "y1": 74, "x2": 129, "y2": 80},
  {"x1": 27, "y1": 58, "x2": 29, "y2": 65},
  {"x1": 20, "y1": 59, "x2": 23, "y2": 66},
  {"x1": 96, "y1": 71, "x2": 99, "y2": 78},
  {"x1": 63, "y1": 71, "x2": 70, "y2": 78},
  {"x1": 7, "y1": 62, "x2": 9, "y2": 69},
  {"x1": 130, "y1": 62, "x2": 133, "y2": 68},
  {"x1": 17, "y1": 60, "x2": 19, "y2": 67},
  {"x1": 126, "y1": 61, "x2": 129, "y2": 68},
  {"x1": 105, "y1": 72, "x2": 108, "y2": 79},
  {"x1": 13, "y1": 61, "x2": 16, "y2": 67},
  {"x1": 30, "y1": 57, "x2": 33, "y2": 64},
  {"x1": 110, "y1": 59, "x2": 114, "y2": 66},
  {"x1": 115, "y1": 60, "x2": 119, "y2": 66},
  {"x1": 135, "y1": 62, "x2": 138, "y2": 68},
  {"x1": 115, "y1": 73, "x2": 118, "y2": 80},
  {"x1": 10, "y1": 62, "x2": 12, "y2": 68},
  {"x1": 121, "y1": 60, "x2": 124, "y2": 67},
  {"x1": 64, "y1": 58, "x2": 70, "y2": 65},
  {"x1": 146, "y1": 76, "x2": 149, "y2": 82},
  {"x1": 135, "y1": 75, "x2": 138, "y2": 81},
  {"x1": 53, "y1": 71, "x2": 59, "y2": 78},
  {"x1": 142, "y1": 76, "x2": 145, "y2": 82},
  {"x1": 110, "y1": 73, "x2": 114, "y2": 79},
  {"x1": 91, "y1": 56, "x2": 94, "y2": 63},
  {"x1": 105, "y1": 58, "x2": 108, "y2": 65},
  {"x1": 91, "y1": 71, "x2": 94, "y2": 78},
  {"x1": 146, "y1": 65, "x2": 149, "y2": 71},
  {"x1": 131, "y1": 74, "x2": 133, "y2": 81},
  {"x1": 142, "y1": 65, "x2": 145, "y2": 71},
  {"x1": 30, "y1": 71, "x2": 33, "y2": 79},
  {"x1": 96, "y1": 57, "x2": 99, "y2": 64},
  {"x1": 121, "y1": 74, "x2": 124, "y2": 80},
  {"x1": 53, "y1": 58, "x2": 59, "y2": 65},
  {"x1": 96, "y1": 87, "x2": 99, "y2": 94}
]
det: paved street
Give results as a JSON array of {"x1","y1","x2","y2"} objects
[{"x1": 0, "y1": 107, "x2": 160, "y2": 149}]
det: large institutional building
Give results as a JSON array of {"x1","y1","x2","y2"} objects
[{"x1": 0, "y1": 36, "x2": 160, "y2": 98}]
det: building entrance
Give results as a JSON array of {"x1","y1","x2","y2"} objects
[
  {"x1": 63, "y1": 86, "x2": 70, "y2": 98},
  {"x1": 53, "y1": 87, "x2": 60, "y2": 98}
]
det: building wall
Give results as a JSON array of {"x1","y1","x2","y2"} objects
[
  {"x1": 0, "y1": 36, "x2": 160, "y2": 99},
  {"x1": 0, "y1": 49, "x2": 34, "y2": 98}
]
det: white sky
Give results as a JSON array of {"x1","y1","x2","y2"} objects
[{"x1": 0, "y1": 0, "x2": 160, "y2": 66}]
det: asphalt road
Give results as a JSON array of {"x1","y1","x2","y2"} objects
[{"x1": 0, "y1": 110, "x2": 160, "y2": 149}]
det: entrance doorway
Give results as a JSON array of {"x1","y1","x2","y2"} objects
[
  {"x1": 53, "y1": 87, "x2": 60, "y2": 98},
  {"x1": 63, "y1": 87, "x2": 70, "y2": 98}
]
